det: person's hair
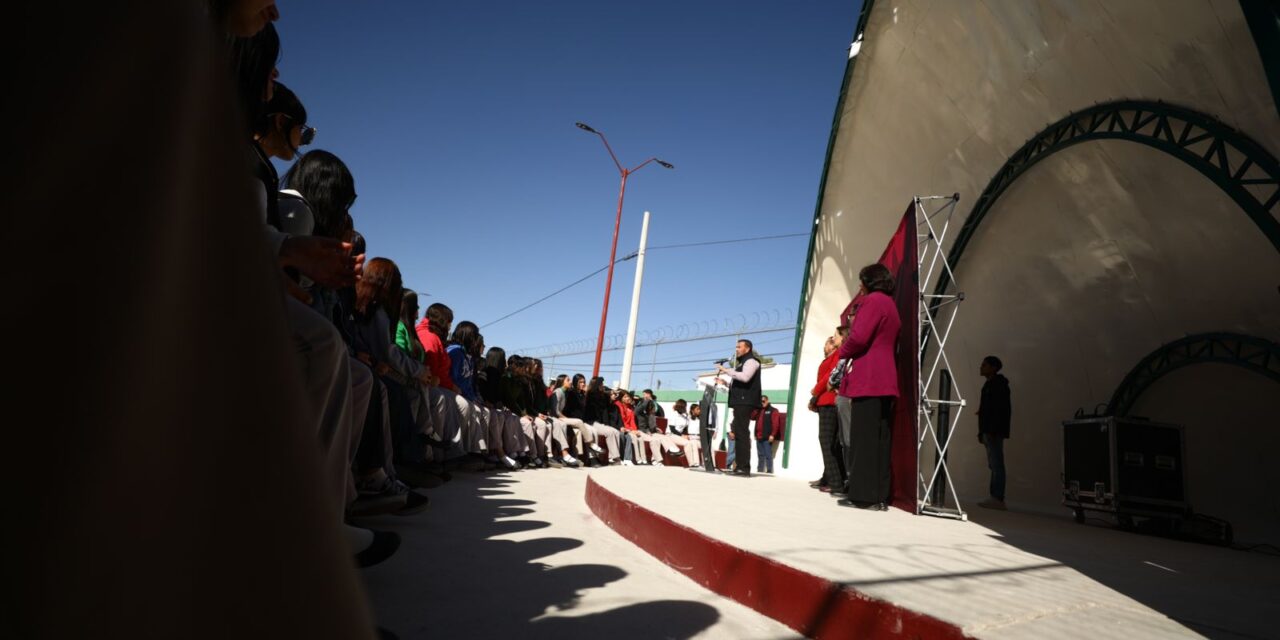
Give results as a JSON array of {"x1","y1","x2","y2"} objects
[
  {"x1": 355, "y1": 258, "x2": 403, "y2": 332},
  {"x1": 643, "y1": 389, "x2": 653, "y2": 396},
  {"x1": 484, "y1": 347, "x2": 507, "y2": 372},
  {"x1": 400, "y1": 289, "x2": 419, "y2": 328},
  {"x1": 588, "y1": 377, "x2": 606, "y2": 394},
  {"x1": 349, "y1": 230, "x2": 366, "y2": 256},
  {"x1": 554, "y1": 374, "x2": 568, "y2": 389},
  {"x1": 449, "y1": 321, "x2": 482, "y2": 357},
  {"x1": 690, "y1": 403, "x2": 701, "y2": 414},
  {"x1": 258, "y1": 80, "x2": 306, "y2": 137},
  {"x1": 762, "y1": 395, "x2": 770, "y2": 402},
  {"x1": 282, "y1": 150, "x2": 355, "y2": 239},
  {"x1": 572, "y1": 373, "x2": 586, "y2": 387},
  {"x1": 737, "y1": 339, "x2": 754, "y2": 352},
  {"x1": 859, "y1": 263, "x2": 895, "y2": 295},
  {"x1": 673, "y1": 399, "x2": 687, "y2": 414},
  {"x1": 425, "y1": 303, "x2": 453, "y2": 341},
  {"x1": 983, "y1": 355, "x2": 1003, "y2": 372},
  {"x1": 229, "y1": 22, "x2": 280, "y2": 134}
]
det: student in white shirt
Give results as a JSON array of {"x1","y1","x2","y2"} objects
[{"x1": 665, "y1": 399, "x2": 702, "y2": 467}]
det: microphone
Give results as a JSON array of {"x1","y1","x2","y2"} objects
[{"x1": 714, "y1": 359, "x2": 729, "y2": 366}]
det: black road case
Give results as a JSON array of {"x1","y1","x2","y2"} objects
[{"x1": 1062, "y1": 416, "x2": 1190, "y2": 523}]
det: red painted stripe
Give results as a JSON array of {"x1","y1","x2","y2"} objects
[{"x1": 585, "y1": 476, "x2": 971, "y2": 640}]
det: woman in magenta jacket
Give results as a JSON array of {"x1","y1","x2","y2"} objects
[{"x1": 835, "y1": 264, "x2": 901, "y2": 510}]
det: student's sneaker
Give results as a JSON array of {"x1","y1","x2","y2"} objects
[
  {"x1": 546, "y1": 458, "x2": 564, "y2": 469},
  {"x1": 590, "y1": 444, "x2": 604, "y2": 454},
  {"x1": 621, "y1": 459, "x2": 634, "y2": 467},
  {"x1": 562, "y1": 455, "x2": 581, "y2": 468},
  {"x1": 977, "y1": 498, "x2": 1007, "y2": 510},
  {"x1": 608, "y1": 458, "x2": 622, "y2": 466},
  {"x1": 665, "y1": 444, "x2": 680, "y2": 454},
  {"x1": 500, "y1": 455, "x2": 520, "y2": 471},
  {"x1": 652, "y1": 460, "x2": 664, "y2": 467}
]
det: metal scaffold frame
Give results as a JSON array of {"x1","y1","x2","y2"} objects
[{"x1": 915, "y1": 194, "x2": 968, "y2": 520}]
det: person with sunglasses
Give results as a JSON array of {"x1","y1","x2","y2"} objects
[{"x1": 256, "y1": 80, "x2": 316, "y2": 162}]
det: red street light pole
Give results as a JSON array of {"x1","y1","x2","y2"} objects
[{"x1": 575, "y1": 122, "x2": 673, "y2": 380}]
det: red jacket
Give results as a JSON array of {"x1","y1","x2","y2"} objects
[
  {"x1": 811, "y1": 351, "x2": 840, "y2": 406},
  {"x1": 837, "y1": 291, "x2": 901, "y2": 398},
  {"x1": 414, "y1": 319, "x2": 457, "y2": 392},
  {"x1": 751, "y1": 407, "x2": 785, "y2": 440},
  {"x1": 616, "y1": 401, "x2": 637, "y2": 432}
]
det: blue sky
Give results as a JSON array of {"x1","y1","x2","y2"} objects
[{"x1": 274, "y1": 0, "x2": 860, "y2": 388}]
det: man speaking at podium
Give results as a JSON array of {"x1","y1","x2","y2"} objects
[{"x1": 716, "y1": 339, "x2": 762, "y2": 477}]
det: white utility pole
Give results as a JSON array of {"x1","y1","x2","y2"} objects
[{"x1": 619, "y1": 210, "x2": 651, "y2": 390}]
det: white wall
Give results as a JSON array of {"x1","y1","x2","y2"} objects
[{"x1": 792, "y1": 0, "x2": 1280, "y2": 513}]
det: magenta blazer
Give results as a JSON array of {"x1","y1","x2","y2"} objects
[{"x1": 837, "y1": 291, "x2": 902, "y2": 398}]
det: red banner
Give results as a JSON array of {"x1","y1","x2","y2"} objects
[{"x1": 839, "y1": 204, "x2": 919, "y2": 511}]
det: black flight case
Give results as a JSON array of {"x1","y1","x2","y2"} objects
[{"x1": 1061, "y1": 416, "x2": 1190, "y2": 525}]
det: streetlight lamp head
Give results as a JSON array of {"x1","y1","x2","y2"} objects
[
  {"x1": 656, "y1": 159, "x2": 674, "y2": 169},
  {"x1": 575, "y1": 122, "x2": 598, "y2": 133}
]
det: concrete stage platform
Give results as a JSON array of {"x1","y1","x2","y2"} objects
[{"x1": 585, "y1": 467, "x2": 1277, "y2": 639}]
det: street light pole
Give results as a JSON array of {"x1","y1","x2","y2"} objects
[{"x1": 576, "y1": 122, "x2": 673, "y2": 380}]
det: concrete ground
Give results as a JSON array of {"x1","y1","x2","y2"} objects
[
  {"x1": 590, "y1": 467, "x2": 1280, "y2": 640},
  {"x1": 359, "y1": 467, "x2": 799, "y2": 640}
]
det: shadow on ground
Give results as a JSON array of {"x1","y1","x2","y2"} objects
[
  {"x1": 966, "y1": 507, "x2": 1280, "y2": 640},
  {"x1": 359, "y1": 471, "x2": 722, "y2": 639}
]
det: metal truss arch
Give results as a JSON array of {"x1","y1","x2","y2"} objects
[
  {"x1": 1107, "y1": 332, "x2": 1280, "y2": 417},
  {"x1": 933, "y1": 100, "x2": 1280, "y2": 300}
]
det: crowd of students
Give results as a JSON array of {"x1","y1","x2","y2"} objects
[
  {"x1": 13, "y1": 4, "x2": 772, "y2": 636},
  {"x1": 212, "y1": 3, "x2": 728, "y2": 582}
]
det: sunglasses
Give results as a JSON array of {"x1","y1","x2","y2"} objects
[{"x1": 269, "y1": 113, "x2": 317, "y2": 147}]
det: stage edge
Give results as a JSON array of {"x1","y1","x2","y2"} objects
[{"x1": 584, "y1": 475, "x2": 970, "y2": 640}]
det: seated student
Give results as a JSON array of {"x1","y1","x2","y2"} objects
[
  {"x1": 502, "y1": 356, "x2": 550, "y2": 468},
  {"x1": 529, "y1": 361, "x2": 580, "y2": 468},
  {"x1": 550, "y1": 374, "x2": 602, "y2": 464},
  {"x1": 351, "y1": 272, "x2": 437, "y2": 478},
  {"x1": 581, "y1": 376, "x2": 623, "y2": 464},
  {"x1": 477, "y1": 346, "x2": 522, "y2": 470},
  {"x1": 449, "y1": 322, "x2": 517, "y2": 470},
  {"x1": 348, "y1": 258, "x2": 432, "y2": 513},
  {"x1": 387, "y1": 288, "x2": 455, "y2": 486},
  {"x1": 665, "y1": 399, "x2": 703, "y2": 467},
  {"x1": 255, "y1": 80, "x2": 314, "y2": 168},
  {"x1": 635, "y1": 388, "x2": 683, "y2": 465},
  {"x1": 415, "y1": 304, "x2": 477, "y2": 460},
  {"x1": 257, "y1": 81, "x2": 314, "y2": 239},
  {"x1": 616, "y1": 391, "x2": 653, "y2": 466}
]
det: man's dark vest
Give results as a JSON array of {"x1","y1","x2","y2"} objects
[{"x1": 728, "y1": 354, "x2": 762, "y2": 408}]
